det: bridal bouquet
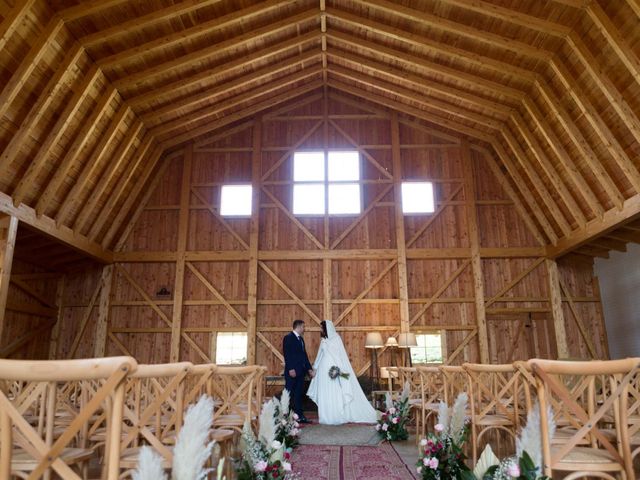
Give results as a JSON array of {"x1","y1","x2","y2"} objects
[
  {"x1": 473, "y1": 403, "x2": 554, "y2": 480},
  {"x1": 416, "y1": 393, "x2": 474, "y2": 480},
  {"x1": 328, "y1": 365, "x2": 350, "y2": 380},
  {"x1": 375, "y1": 381, "x2": 411, "y2": 441},
  {"x1": 274, "y1": 390, "x2": 301, "y2": 449},
  {"x1": 236, "y1": 398, "x2": 300, "y2": 480}
]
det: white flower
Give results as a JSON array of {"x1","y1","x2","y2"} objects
[
  {"x1": 381, "y1": 423, "x2": 389, "y2": 431},
  {"x1": 434, "y1": 423, "x2": 444, "y2": 432},
  {"x1": 254, "y1": 460, "x2": 268, "y2": 472},
  {"x1": 291, "y1": 428, "x2": 299, "y2": 436},
  {"x1": 428, "y1": 457, "x2": 439, "y2": 469},
  {"x1": 416, "y1": 466, "x2": 422, "y2": 474},
  {"x1": 375, "y1": 424, "x2": 381, "y2": 431},
  {"x1": 423, "y1": 457, "x2": 430, "y2": 466},
  {"x1": 293, "y1": 421, "x2": 300, "y2": 428},
  {"x1": 420, "y1": 439, "x2": 428, "y2": 446},
  {"x1": 507, "y1": 464, "x2": 520, "y2": 477},
  {"x1": 292, "y1": 413, "x2": 299, "y2": 420},
  {"x1": 271, "y1": 440, "x2": 282, "y2": 450},
  {"x1": 282, "y1": 462, "x2": 292, "y2": 472},
  {"x1": 388, "y1": 407, "x2": 396, "y2": 415},
  {"x1": 281, "y1": 419, "x2": 287, "y2": 426}
]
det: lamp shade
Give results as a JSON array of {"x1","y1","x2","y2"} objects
[
  {"x1": 397, "y1": 332, "x2": 418, "y2": 348},
  {"x1": 365, "y1": 332, "x2": 384, "y2": 348},
  {"x1": 385, "y1": 336, "x2": 399, "y2": 347}
]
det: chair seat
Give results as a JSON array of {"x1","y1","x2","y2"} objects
[
  {"x1": 119, "y1": 447, "x2": 173, "y2": 469},
  {"x1": 215, "y1": 414, "x2": 246, "y2": 427},
  {"x1": 551, "y1": 428, "x2": 589, "y2": 445},
  {"x1": 474, "y1": 414, "x2": 514, "y2": 426},
  {"x1": 553, "y1": 447, "x2": 624, "y2": 472},
  {"x1": 211, "y1": 428, "x2": 235, "y2": 442},
  {"x1": 11, "y1": 448, "x2": 93, "y2": 470}
]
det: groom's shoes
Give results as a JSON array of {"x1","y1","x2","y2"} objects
[{"x1": 299, "y1": 417, "x2": 312, "y2": 424}]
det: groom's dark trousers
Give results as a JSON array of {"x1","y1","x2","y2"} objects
[{"x1": 283, "y1": 331, "x2": 312, "y2": 419}]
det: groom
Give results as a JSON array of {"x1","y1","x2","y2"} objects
[{"x1": 283, "y1": 319, "x2": 315, "y2": 423}]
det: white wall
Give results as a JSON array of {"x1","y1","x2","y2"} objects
[{"x1": 594, "y1": 243, "x2": 640, "y2": 358}]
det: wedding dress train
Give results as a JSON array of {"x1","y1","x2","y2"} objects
[{"x1": 307, "y1": 320, "x2": 377, "y2": 425}]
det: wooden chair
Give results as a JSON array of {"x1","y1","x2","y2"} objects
[
  {"x1": 463, "y1": 363, "x2": 525, "y2": 462},
  {"x1": 0, "y1": 356, "x2": 136, "y2": 480},
  {"x1": 530, "y1": 358, "x2": 639, "y2": 479},
  {"x1": 438, "y1": 365, "x2": 468, "y2": 405},
  {"x1": 415, "y1": 366, "x2": 445, "y2": 440},
  {"x1": 117, "y1": 362, "x2": 192, "y2": 477}
]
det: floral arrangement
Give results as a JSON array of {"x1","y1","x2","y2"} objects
[
  {"x1": 132, "y1": 395, "x2": 225, "y2": 480},
  {"x1": 274, "y1": 389, "x2": 301, "y2": 449},
  {"x1": 375, "y1": 381, "x2": 411, "y2": 441},
  {"x1": 416, "y1": 392, "x2": 475, "y2": 480},
  {"x1": 328, "y1": 365, "x2": 350, "y2": 380},
  {"x1": 236, "y1": 397, "x2": 300, "y2": 480},
  {"x1": 473, "y1": 402, "x2": 554, "y2": 480}
]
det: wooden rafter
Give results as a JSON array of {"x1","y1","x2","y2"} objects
[
  {"x1": 0, "y1": 215, "x2": 18, "y2": 341},
  {"x1": 484, "y1": 258, "x2": 546, "y2": 308},
  {"x1": 0, "y1": 0, "x2": 37, "y2": 52}
]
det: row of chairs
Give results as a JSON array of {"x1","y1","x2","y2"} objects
[
  {"x1": 0, "y1": 357, "x2": 266, "y2": 479},
  {"x1": 387, "y1": 358, "x2": 640, "y2": 479}
]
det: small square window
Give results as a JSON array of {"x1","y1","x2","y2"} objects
[
  {"x1": 293, "y1": 183, "x2": 325, "y2": 215},
  {"x1": 328, "y1": 183, "x2": 361, "y2": 215},
  {"x1": 328, "y1": 151, "x2": 360, "y2": 181},
  {"x1": 215, "y1": 332, "x2": 247, "y2": 365},
  {"x1": 220, "y1": 185, "x2": 252, "y2": 216},
  {"x1": 293, "y1": 152, "x2": 325, "y2": 181},
  {"x1": 410, "y1": 333, "x2": 444, "y2": 364},
  {"x1": 401, "y1": 182, "x2": 435, "y2": 214}
]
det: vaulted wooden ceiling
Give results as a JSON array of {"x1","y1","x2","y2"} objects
[{"x1": 1, "y1": 0, "x2": 640, "y2": 262}]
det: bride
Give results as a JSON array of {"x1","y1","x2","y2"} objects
[{"x1": 307, "y1": 320, "x2": 378, "y2": 425}]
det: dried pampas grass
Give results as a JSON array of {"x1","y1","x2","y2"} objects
[
  {"x1": 172, "y1": 395, "x2": 215, "y2": 480},
  {"x1": 516, "y1": 401, "x2": 556, "y2": 471},
  {"x1": 449, "y1": 392, "x2": 468, "y2": 442},
  {"x1": 133, "y1": 446, "x2": 167, "y2": 480},
  {"x1": 280, "y1": 389, "x2": 291, "y2": 416},
  {"x1": 259, "y1": 398, "x2": 277, "y2": 446}
]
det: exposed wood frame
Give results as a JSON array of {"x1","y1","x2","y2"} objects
[
  {"x1": 247, "y1": 119, "x2": 262, "y2": 364},
  {"x1": 0, "y1": 215, "x2": 18, "y2": 341},
  {"x1": 446, "y1": 329, "x2": 478, "y2": 366},
  {"x1": 546, "y1": 259, "x2": 569, "y2": 359},
  {"x1": 48, "y1": 275, "x2": 65, "y2": 359},
  {"x1": 94, "y1": 265, "x2": 113, "y2": 357},
  {"x1": 0, "y1": 0, "x2": 38, "y2": 52},
  {"x1": 485, "y1": 258, "x2": 546, "y2": 308},
  {"x1": 406, "y1": 185, "x2": 464, "y2": 248},
  {"x1": 0, "y1": 320, "x2": 54, "y2": 358},
  {"x1": 190, "y1": 188, "x2": 250, "y2": 249},
  {"x1": 558, "y1": 277, "x2": 598, "y2": 359},
  {"x1": 67, "y1": 277, "x2": 102, "y2": 359},
  {"x1": 10, "y1": 278, "x2": 56, "y2": 308},
  {"x1": 57, "y1": 0, "x2": 129, "y2": 21}
]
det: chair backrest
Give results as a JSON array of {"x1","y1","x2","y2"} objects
[
  {"x1": 211, "y1": 365, "x2": 266, "y2": 426},
  {"x1": 183, "y1": 364, "x2": 217, "y2": 406},
  {"x1": 395, "y1": 367, "x2": 420, "y2": 400},
  {"x1": 529, "y1": 358, "x2": 640, "y2": 478},
  {"x1": 0, "y1": 356, "x2": 137, "y2": 480},
  {"x1": 416, "y1": 366, "x2": 445, "y2": 406},
  {"x1": 120, "y1": 362, "x2": 192, "y2": 464},
  {"x1": 438, "y1": 365, "x2": 467, "y2": 404}
]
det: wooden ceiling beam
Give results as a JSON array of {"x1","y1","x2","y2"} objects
[
  {"x1": 350, "y1": 0, "x2": 551, "y2": 61},
  {"x1": 55, "y1": 106, "x2": 132, "y2": 226},
  {"x1": 435, "y1": 0, "x2": 572, "y2": 37},
  {"x1": 160, "y1": 80, "x2": 324, "y2": 149},
  {"x1": 87, "y1": 134, "x2": 159, "y2": 240},
  {"x1": 10, "y1": 65, "x2": 102, "y2": 208},
  {"x1": 0, "y1": 191, "x2": 112, "y2": 263},
  {"x1": 74, "y1": 121, "x2": 145, "y2": 233},
  {"x1": 152, "y1": 67, "x2": 322, "y2": 139},
  {"x1": 98, "y1": 0, "x2": 296, "y2": 69},
  {"x1": 143, "y1": 50, "x2": 321, "y2": 125},
  {"x1": 604, "y1": 231, "x2": 640, "y2": 244},
  {"x1": 589, "y1": 237, "x2": 627, "y2": 252},
  {"x1": 111, "y1": 9, "x2": 318, "y2": 89},
  {"x1": 0, "y1": 0, "x2": 37, "y2": 51},
  {"x1": 328, "y1": 48, "x2": 511, "y2": 117},
  {"x1": 127, "y1": 30, "x2": 319, "y2": 110},
  {"x1": 328, "y1": 65, "x2": 503, "y2": 130},
  {"x1": 624, "y1": 0, "x2": 640, "y2": 19},
  {"x1": 534, "y1": 80, "x2": 624, "y2": 210},
  {"x1": 0, "y1": 16, "x2": 64, "y2": 120},
  {"x1": 34, "y1": 87, "x2": 120, "y2": 217},
  {"x1": 574, "y1": 245, "x2": 609, "y2": 258},
  {"x1": 547, "y1": 194, "x2": 640, "y2": 258},
  {"x1": 0, "y1": 44, "x2": 84, "y2": 177},
  {"x1": 57, "y1": 0, "x2": 128, "y2": 21},
  {"x1": 79, "y1": 0, "x2": 226, "y2": 47},
  {"x1": 326, "y1": 19, "x2": 532, "y2": 95}
]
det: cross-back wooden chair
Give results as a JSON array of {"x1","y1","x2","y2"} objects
[
  {"x1": 0, "y1": 356, "x2": 136, "y2": 480},
  {"x1": 438, "y1": 365, "x2": 468, "y2": 405},
  {"x1": 210, "y1": 365, "x2": 266, "y2": 434},
  {"x1": 117, "y1": 362, "x2": 192, "y2": 476},
  {"x1": 394, "y1": 367, "x2": 424, "y2": 441},
  {"x1": 415, "y1": 366, "x2": 446, "y2": 440},
  {"x1": 463, "y1": 363, "x2": 527, "y2": 462},
  {"x1": 530, "y1": 358, "x2": 639, "y2": 479},
  {"x1": 625, "y1": 366, "x2": 640, "y2": 468}
]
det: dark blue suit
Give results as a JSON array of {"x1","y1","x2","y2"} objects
[{"x1": 283, "y1": 331, "x2": 312, "y2": 418}]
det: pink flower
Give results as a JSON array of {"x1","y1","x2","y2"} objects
[
  {"x1": 422, "y1": 457, "x2": 430, "y2": 466},
  {"x1": 382, "y1": 423, "x2": 389, "y2": 431},
  {"x1": 254, "y1": 460, "x2": 268, "y2": 472},
  {"x1": 507, "y1": 464, "x2": 521, "y2": 477},
  {"x1": 293, "y1": 421, "x2": 300, "y2": 428},
  {"x1": 428, "y1": 457, "x2": 439, "y2": 469},
  {"x1": 292, "y1": 413, "x2": 299, "y2": 420},
  {"x1": 392, "y1": 417, "x2": 399, "y2": 424},
  {"x1": 434, "y1": 423, "x2": 445, "y2": 432},
  {"x1": 282, "y1": 461, "x2": 292, "y2": 472}
]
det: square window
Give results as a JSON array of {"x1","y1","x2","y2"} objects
[
  {"x1": 410, "y1": 333, "x2": 444, "y2": 364},
  {"x1": 328, "y1": 183, "x2": 361, "y2": 215},
  {"x1": 328, "y1": 151, "x2": 360, "y2": 181},
  {"x1": 293, "y1": 183, "x2": 325, "y2": 215},
  {"x1": 293, "y1": 152, "x2": 325, "y2": 181},
  {"x1": 401, "y1": 182, "x2": 435, "y2": 214},
  {"x1": 220, "y1": 185, "x2": 252, "y2": 216},
  {"x1": 215, "y1": 332, "x2": 247, "y2": 365}
]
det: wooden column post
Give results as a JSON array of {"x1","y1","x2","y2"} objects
[
  {"x1": 390, "y1": 113, "x2": 410, "y2": 335},
  {"x1": 461, "y1": 141, "x2": 490, "y2": 364},
  {"x1": 94, "y1": 264, "x2": 114, "y2": 357},
  {"x1": 323, "y1": 87, "x2": 332, "y2": 320},
  {"x1": 546, "y1": 258, "x2": 569, "y2": 359},
  {"x1": 49, "y1": 275, "x2": 65, "y2": 359},
  {"x1": 0, "y1": 215, "x2": 18, "y2": 343},
  {"x1": 170, "y1": 144, "x2": 193, "y2": 362},
  {"x1": 247, "y1": 118, "x2": 262, "y2": 364}
]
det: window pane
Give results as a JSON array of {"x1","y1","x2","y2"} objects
[
  {"x1": 410, "y1": 333, "x2": 443, "y2": 364},
  {"x1": 401, "y1": 182, "x2": 435, "y2": 214},
  {"x1": 216, "y1": 332, "x2": 247, "y2": 365},
  {"x1": 328, "y1": 183, "x2": 360, "y2": 215},
  {"x1": 293, "y1": 183, "x2": 325, "y2": 215},
  {"x1": 293, "y1": 152, "x2": 325, "y2": 181},
  {"x1": 220, "y1": 185, "x2": 252, "y2": 216},
  {"x1": 328, "y1": 151, "x2": 359, "y2": 181}
]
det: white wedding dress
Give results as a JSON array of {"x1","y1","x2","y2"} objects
[{"x1": 307, "y1": 320, "x2": 377, "y2": 425}]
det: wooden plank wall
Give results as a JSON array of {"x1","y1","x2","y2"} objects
[{"x1": 52, "y1": 94, "x2": 608, "y2": 374}]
